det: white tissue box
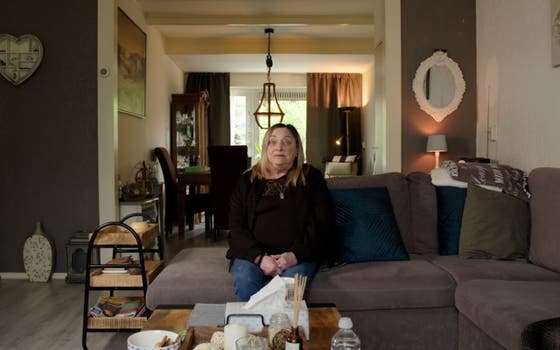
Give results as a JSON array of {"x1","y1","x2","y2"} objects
[{"x1": 225, "y1": 301, "x2": 310, "y2": 340}]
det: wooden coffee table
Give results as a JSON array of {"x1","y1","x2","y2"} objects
[{"x1": 143, "y1": 304, "x2": 341, "y2": 350}]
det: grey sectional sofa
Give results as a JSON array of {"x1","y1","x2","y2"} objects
[{"x1": 146, "y1": 168, "x2": 560, "y2": 350}]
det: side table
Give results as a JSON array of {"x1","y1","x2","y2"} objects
[{"x1": 119, "y1": 195, "x2": 163, "y2": 235}]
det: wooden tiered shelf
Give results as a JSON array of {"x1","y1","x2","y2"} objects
[
  {"x1": 87, "y1": 315, "x2": 148, "y2": 329},
  {"x1": 89, "y1": 259, "x2": 164, "y2": 287},
  {"x1": 82, "y1": 217, "x2": 164, "y2": 350},
  {"x1": 89, "y1": 223, "x2": 159, "y2": 247}
]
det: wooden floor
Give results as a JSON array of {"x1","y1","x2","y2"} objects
[{"x1": 0, "y1": 225, "x2": 228, "y2": 350}]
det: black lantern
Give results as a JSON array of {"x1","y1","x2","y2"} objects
[{"x1": 254, "y1": 28, "x2": 284, "y2": 129}]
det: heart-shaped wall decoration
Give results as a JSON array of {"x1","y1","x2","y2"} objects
[{"x1": 0, "y1": 34, "x2": 44, "y2": 86}]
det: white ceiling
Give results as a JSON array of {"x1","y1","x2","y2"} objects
[{"x1": 137, "y1": 0, "x2": 376, "y2": 73}]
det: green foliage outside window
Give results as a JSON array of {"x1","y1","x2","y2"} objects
[
  {"x1": 230, "y1": 95, "x2": 307, "y2": 163},
  {"x1": 259, "y1": 100, "x2": 307, "y2": 159}
]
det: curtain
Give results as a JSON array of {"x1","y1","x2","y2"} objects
[
  {"x1": 185, "y1": 73, "x2": 230, "y2": 145},
  {"x1": 306, "y1": 73, "x2": 362, "y2": 171}
]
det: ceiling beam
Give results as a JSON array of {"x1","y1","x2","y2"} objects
[
  {"x1": 165, "y1": 37, "x2": 374, "y2": 55},
  {"x1": 146, "y1": 14, "x2": 373, "y2": 26}
]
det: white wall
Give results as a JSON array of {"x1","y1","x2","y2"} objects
[
  {"x1": 98, "y1": 0, "x2": 118, "y2": 223},
  {"x1": 372, "y1": 0, "x2": 402, "y2": 173},
  {"x1": 118, "y1": 0, "x2": 184, "y2": 183},
  {"x1": 477, "y1": 0, "x2": 560, "y2": 172},
  {"x1": 145, "y1": 27, "x2": 184, "y2": 166},
  {"x1": 362, "y1": 64, "x2": 376, "y2": 175},
  {"x1": 384, "y1": 0, "x2": 402, "y2": 173}
]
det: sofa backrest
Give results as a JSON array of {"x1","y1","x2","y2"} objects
[
  {"x1": 406, "y1": 172, "x2": 439, "y2": 254},
  {"x1": 529, "y1": 167, "x2": 560, "y2": 273},
  {"x1": 326, "y1": 172, "x2": 440, "y2": 255}
]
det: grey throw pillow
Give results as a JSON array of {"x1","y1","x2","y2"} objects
[{"x1": 459, "y1": 184, "x2": 529, "y2": 260}]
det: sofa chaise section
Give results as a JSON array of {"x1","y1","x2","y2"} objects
[
  {"x1": 456, "y1": 280, "x2": 560, "y2": 349},
  {"x1": 146, "y1": 247, "x2": 235, "y2": 309},
  {"x1": 432, "y1": 255, "x2": 560, "y2": 284}
]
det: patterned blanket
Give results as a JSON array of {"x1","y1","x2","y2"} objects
[{"x1": 442, "y1": 161, "x2": 530, "y2": 202}]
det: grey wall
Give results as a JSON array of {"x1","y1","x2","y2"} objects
[
  {"x1": 0, "y1": 0, "x2": 99, "y2": 272},
  {"x1": 401, "y1": 0, "x2": 477, "y2": 173}
]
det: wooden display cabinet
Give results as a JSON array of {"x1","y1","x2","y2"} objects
[{"x1": 170, "y1": 92, "x2": 210, "y2": 170}]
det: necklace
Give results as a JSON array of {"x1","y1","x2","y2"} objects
[
  {"x1": 264, "y1": 177, "x2": 288, "y2": 199},
  {"x1": 279, "y1": 183, "x2": 286, "y2": 199}
]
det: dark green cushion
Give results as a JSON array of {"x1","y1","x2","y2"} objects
[
  {"x1": 329, "y1": 187, "x2": 409, "y2": 263},
  {"x1": 459, "y1": 184, "x2": 529, "y2": 260},
  {"x1": 436, "y1": 186, "x2": 467, "y2": 255}
]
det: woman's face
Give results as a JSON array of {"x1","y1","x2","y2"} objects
[{"x1": 266, "y1": 127, "x2": 298, "y2": 173}]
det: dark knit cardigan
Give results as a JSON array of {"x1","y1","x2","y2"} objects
[{"x1": 226, "y1": 164, "x2": 334, "y2": 265}]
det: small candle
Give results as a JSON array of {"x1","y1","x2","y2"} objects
[{"x1": 224, "y1": 323, "x2": 247, "y2": 350}]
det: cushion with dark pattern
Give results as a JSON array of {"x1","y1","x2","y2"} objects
[{"x1": 329, "y1": 187, "x2": 409, "y2": 263}]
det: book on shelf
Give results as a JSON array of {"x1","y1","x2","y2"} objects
[
  {"x1": 89, "y1": 296, "x2": 145, "y2": 318},
  {"x1": 101, "y1": 255, "x2": 134, "y2": 274}
]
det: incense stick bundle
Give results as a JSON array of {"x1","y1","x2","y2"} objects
[{"x1": 292, "y1": 273, "x2": 307, "y2": 328}]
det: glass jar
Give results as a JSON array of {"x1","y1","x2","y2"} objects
[{"x1": 268, "y1": 312, "x2": 291, "y2": 345}]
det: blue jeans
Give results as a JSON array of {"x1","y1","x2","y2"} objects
[{"x1": 231, "y1": 258, "x2": 318, "y2": 302}]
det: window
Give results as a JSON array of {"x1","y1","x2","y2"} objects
[{"x1": 230, "y1": 88, "x2": 306, "y2": 164}]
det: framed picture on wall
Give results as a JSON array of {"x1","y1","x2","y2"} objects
[
  {"x1": 118, "y1": 8, "x2": 146, "y2": 117},
  {"x1": 552, "y1": 0, "x2": 560, "y2": 67}
]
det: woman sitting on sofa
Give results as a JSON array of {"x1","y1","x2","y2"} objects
[{"x1": 226, "y1": 123, "x2": 333, "y2": 301}]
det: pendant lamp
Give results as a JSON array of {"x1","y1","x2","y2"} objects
[{"x1": 254, "y1": 28, "x2": 284, "y2": 129}]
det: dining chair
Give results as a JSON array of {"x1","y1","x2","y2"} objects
[
  {"x1": 153, "y1": 147, "x2": 212, "y2": 238},
  {"x1": 207, "y1": 145, "x2": 248, "y2": 239}
]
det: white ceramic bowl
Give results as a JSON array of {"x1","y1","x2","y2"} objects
[{"x1": 127, "y1": 330, "x2": 181, "y2": 350}]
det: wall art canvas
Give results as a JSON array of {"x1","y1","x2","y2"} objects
[
  {"x1": 118, "y1": 9, "x2": 146, "y2": 117},
  {"x1": 552, "y1": 0, "x2": 560, "y2": 67}
]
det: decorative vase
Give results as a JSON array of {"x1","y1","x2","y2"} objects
[{"x1": 23, "y1": 222, "x2": 55, "y2": 282}]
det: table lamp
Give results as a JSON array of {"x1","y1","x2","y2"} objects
[{"x1": 427, "y1": 134, "x2": 447, "y2": 168}]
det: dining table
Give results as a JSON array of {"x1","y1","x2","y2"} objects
[{"x1": 177, "y1": 171, "x2": 211, "y2": 239}]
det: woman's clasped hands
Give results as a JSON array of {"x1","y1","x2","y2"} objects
[{"x1": 259, "y1": 252, "x2": 298, "y2": 276}]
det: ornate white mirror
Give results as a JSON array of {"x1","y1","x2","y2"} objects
[{"x1": 412, "y1": 50, "x2": 466, "y2": 122}]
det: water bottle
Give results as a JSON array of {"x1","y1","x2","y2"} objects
[{"x1": 330, "y1": 317, "x2": 361, "y2": 350}]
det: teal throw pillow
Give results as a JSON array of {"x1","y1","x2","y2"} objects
[
  {"x1": 329, "y1": 187, "x2": 409, "y2": 263},
  {"x1": 459, "y1": 184, "x2": 529, "y2": 260},
  {"x1": 436, "y1": 186, "x2": 467, "y2": 255}
]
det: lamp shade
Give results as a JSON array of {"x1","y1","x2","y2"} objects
[
  {"x1": 254, "y1": 82, "x2": 284, "y2": 129},
  {"x1": 253, "y1": 28, "x2": 284, "y2": 129},
  {"x1": 426, "y1": 134, "x2": 447, "y2": 152}
]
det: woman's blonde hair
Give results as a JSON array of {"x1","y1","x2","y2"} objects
[{"x1": 250, "y1": 123, "x2": 306, "y2": 186}]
